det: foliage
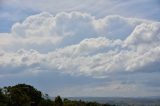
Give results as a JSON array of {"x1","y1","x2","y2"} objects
[
  {"x1": 4, "y1": 84, "x2": 42, "y2": 106},
  {"x1": 0, "y1": 88, "x2": 8, "y2": 106},
  {"x1": 38, "y1": 99, "x2": 54, "y2": 106},
  {"x1": 0, "y1": 84, "x2": 115, "y2": 106},
  {"x1": 54, "y1": 96, "x2": 63, "y2": 106}
]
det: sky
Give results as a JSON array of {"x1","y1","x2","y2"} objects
[{"x1": 0, "y1": 0, "x2": 160, "y2": 97}]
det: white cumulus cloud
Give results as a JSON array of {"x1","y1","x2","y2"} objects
[{"x1": 0, "y1": 12, "x2": 160, "y2": 77}]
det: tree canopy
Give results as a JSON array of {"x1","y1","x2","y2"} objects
[{"x1": 0, "y1": 84, "x2": 115, "y2": 106}]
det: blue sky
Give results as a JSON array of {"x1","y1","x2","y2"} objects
[{"x1": 0, "y1": 0, "x2": 160, "y2": 97}]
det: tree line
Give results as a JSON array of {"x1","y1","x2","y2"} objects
[{"x1": 0, "y1": 84, "x2": 115, "y2": 106}]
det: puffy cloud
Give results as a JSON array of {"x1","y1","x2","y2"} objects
[
  {"x1": 0, "y1": 49, "x2": 44, "y2": 75},
  {"x1": 93, "y1": 15, "x2": 145, "y2": 39},
  {"x1": 0, "y1": 12, "x2": 160, "y2": 78},
  {"x1": 0, "y1": 33, "x2": 11, "y2": 46},
  {"x1": 1, "y1": 12, "x2": 154, "y2": 50},
  {"x1": 11, "y1": 12, "x2": 62, "y2": 45},
  {"x1": 0, "y1": 33, "x2": 160, "y2": 77},
  {"x1": 1, "y1": 12, "x2": 95, "y2": 50},
  {"x1": 125, "y1": 23, "x2": 160, "y2": 48}
]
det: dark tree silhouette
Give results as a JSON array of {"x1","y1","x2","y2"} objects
[
  {"x1": 0, "y1": 88, "x2": 7, "y2": 106},
  {"x1": 55, "y1": 96, "x2": 63, "y2": 106},
  {"x1": 0, "y1": 84, "x2": 115, "y2": 106},
  {"x1": 4, "y1": 84, "x2": 42, "y2": 106}
]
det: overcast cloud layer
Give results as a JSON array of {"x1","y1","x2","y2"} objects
[{"x1": 0, "y1": 0, "x2": 160, "y2": 97}]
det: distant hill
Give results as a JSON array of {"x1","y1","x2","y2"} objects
[{"x1": 65, "y1": 97, "x2": 160, "y2": 106}]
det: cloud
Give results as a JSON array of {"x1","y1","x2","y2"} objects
[
  {"x1": 0, "y1": 12, "x2": 160, "y2": 78},
  {"x1": 1, "y1": 0, "x2": 159, "y2": 33},
  {"x1": 1, "y1": 12, "x2": 96, "y2": 50},
  {"x1": 0, "y1": 12, "x2": 154, "y2": 51},
  {"x1": 53, "y1": 79, "x2": 160, "y2": 97},
  {"x1": 125, "y1": 23, "x2": 160, "y2": 47}
]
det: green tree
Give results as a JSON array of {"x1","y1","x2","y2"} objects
[
  {"x1": 0, "y1": 88, "x2": 7, "y2": 106},
  {"x1": 0, "y1": 84, "x2": 115, "y2": 106},
  {"x1": 55, "y1": 96, "x2": 63, "y2": 106},
  {"x1": 38, "y1": 99, "x2": 54, "y2": 106},
  {"x1": 4, "y1": 84, "x2": 42, "y2": 106}
]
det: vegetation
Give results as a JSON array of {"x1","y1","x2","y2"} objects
[{"x1": 0, "y1": 84, "x2": 115, "y2": 106}]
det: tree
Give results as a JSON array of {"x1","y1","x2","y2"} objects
[
  {"x1": 4, "y1": 84, "x2": 42, "y2": 106},
  {"x1": 38, "y1": 99, "x2": 54, "y2": 106},
  {"x1": 0, "y1": 88, "x2": 7, "y2": 106},
  {"x1": 0, "y1": 84, "x2": 116, "y2": 106},
  {"x1": 54, "y1": 96, "x2": 63, "y2": 106}
]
